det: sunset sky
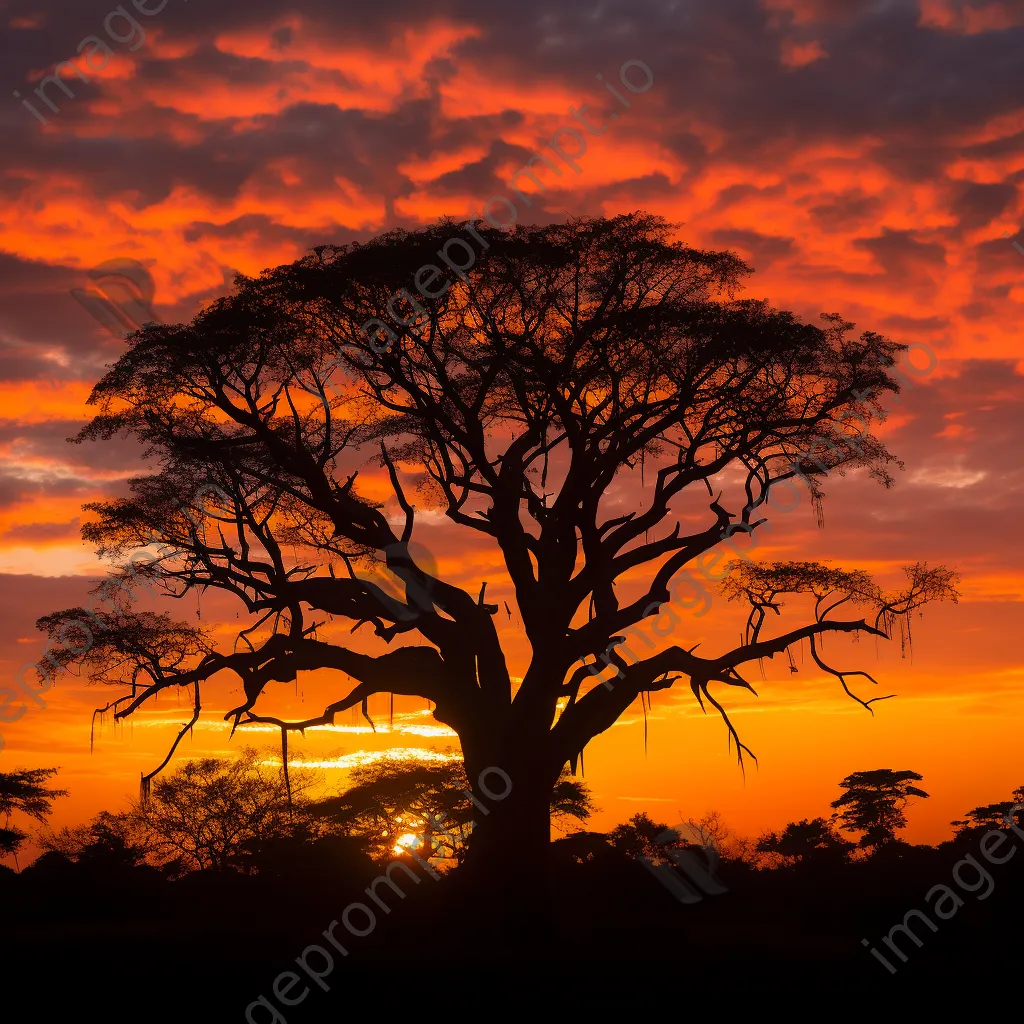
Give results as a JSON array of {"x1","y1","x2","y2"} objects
[{"x1": 1, "y1": 0, "x2": 1022, "y2": 854}]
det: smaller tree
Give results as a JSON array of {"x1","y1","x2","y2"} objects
[
  {"x1": 40, "y1": 810, "x2": 153, "y2": 870},
  {"x1": 137, "y1": 748, "x2": 320, "y2": 874},
  {"x1": 549, "y1": 772, "x2": 599, "y2": 836},
  {"x1": 608, "y1": 812, "x2": 689, "y2": 862},
  {"x1": 950, "y1": 804, "x2": 1014, "y2": 835},
  {"x1": 314, "y1": 758, "x2": 472, "y2": 862},
  {"x1": 679, "y1": 810, "x2": 735, "y2": 857},
  {"x1": 313, "y1": 757, "x2": 594, "y2": 862},
  {"x1": 951, "y1": 784, "x2": 1024, "y2": 835},
  {"x1": 756, "y1": 817, "x2": 855, "y2": 868},
  {"x1": 831, "y1": 769, "x2": 928, "y2": 850},
  {"x1": 0, "y1": 767, "x2": 68, "y2": 868},
  {"x1": 606, "y1": 811, "x2": 734, "y2": 873}
]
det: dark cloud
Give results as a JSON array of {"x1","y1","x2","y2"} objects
[
  {"x1": 712, "y1": 182, "x2": 787, "y2": 213},
  {"x1": 181, "y1": 213, "x2": 351, "y2": 252},
  {"x1": 2, "y1": 0, "x2": 1021, "y2": 210},
  {"x1": 808, "y1": 192, "x2": 885, "y2": 231},
  {"x1": 852, "y1": 229, "x2": 948, "y2": 278},
  {"x1": 0, "y1": 573, "x2": 100, "y2": 649},
  {"x1": 0, "y1": 418, "x2": 149, "y2": 473},
  {"x1": 0, "y1": 470, "x2": 94, "y2": 509},
  {"x1": 0, "y1": 0, "x2": 1017, "y2": 350},
  {"x1": 710, "y1": 227, "x2": 795, "y2": 267},
  {"x1": 952, "y1": 182, "x2": 1018, "y2": 232},
  {"x1": 0, "y1": 253, "x2": 121, "y2": 380},
  {"x1": 0, "y1": 518, "x2": 81, "y2": 542},
  {"x1": 879, "y1": 312, "x2": 950, "y2": 335}
]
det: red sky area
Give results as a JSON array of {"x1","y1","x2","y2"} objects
[{"x1": 0, "y1": 0, "x2": 1022, "y2": 855}]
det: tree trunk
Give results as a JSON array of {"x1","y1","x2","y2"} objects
[{"x1": 456, "y1": 756, "x2": 557, "y2": 958}]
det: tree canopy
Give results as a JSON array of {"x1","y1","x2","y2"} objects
[
  {"x1": 830, "y1": 768, "x2": 929, "y2": 849},
  {"x1": 608, "y1": 812, "x2": 688, "y2": 862},
  {"x1": 951, "y1": 784, "x2": 1024, "y2": 835},
  {"x1": 0, "y1": 767, "x2": 67, "y2": 864},
  {"x1": 36, "y1": 212, "x2": 958, "y2": 874},
  {"x1": 756, "y1": 817, "x2": 855, "y2": 867}
]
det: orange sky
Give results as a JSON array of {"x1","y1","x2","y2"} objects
[{"x1": 1, "y1": 0, "x2": 1022, "y2": 856}]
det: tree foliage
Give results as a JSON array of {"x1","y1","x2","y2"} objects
[
  {"x1": 951, "y1": 784, "x2": 1024, "y2": 835},
  {"x1": 756, "y1": 817, "x2": 855, "y2": 867},
  {"x1": 36, "y1": 212, "x2": 958, "y2": 867},
  {"x1": 312, "y1": 757, "x2": 595, "y2": 861},
  {"x1": 0, "y1": 767, "x2": 67, "y2": 863},
  {"x1": 831, "y1": 768, "x2": 929, "y2": 849},
  {"x1": 40, "y1": 809, "x2": 153, "y2": 870},
  {"x1": 608, "y1": 812, "x2": 686, "y2": 862},
  {"x1": 140, "y1": 748, "x2": 324, "y2": 873},
  {"x1": 39, "y1": 749, "x2": 321, "y2": 876}
]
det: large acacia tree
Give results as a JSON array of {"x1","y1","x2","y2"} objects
[{"x1": 39, "y1": 213, "x2": 956, "y2": 885}]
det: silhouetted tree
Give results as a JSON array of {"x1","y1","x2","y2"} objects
[
  {"x1": 951, "y1": 783, "x2": 1024, "y2": 835},
  {"x1": 680, "y1": 810, "x2": 735, "y2": 856},
  {"x1": 37, "y1": 213, "x2": 957, "y2": 901},
  {"x1": 831, "y1": 769, "x2": 929, "y2": 850},
  {"x1": 951, "y1": 803, "x2": 1014, "y2": 835},
  {"x1": 136, "y1": 748, "x2": 320, "y2": 874},
  {"x1": 314, "y1": 758, "x2": 476, "y2": 862},
  {"x1": 756, "y1": 817, "x2": 855, "y2": 868},
  {"x1": 550, "y1": 769, "x2": 599, "y2": 835},
  {"x1": 40, "y1": 809, "x2": 153, "y2": 870},
  {"x1": 0, "y1": 767, "x2": 67, "y2": 867},
  {"x1": 608, "y1": 812, "x2": 687, "y2": 861},
  {"x1": 314, "y1": 757, "x2": 594, "y2": 861}
]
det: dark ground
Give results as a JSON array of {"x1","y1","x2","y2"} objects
[{"x1": 2, "y1": 833, "x2": 1018, "y2": 1019}]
